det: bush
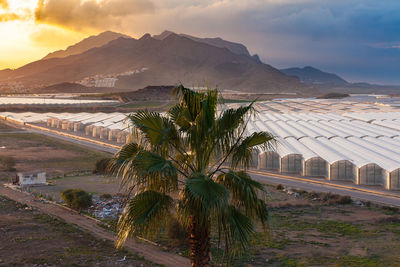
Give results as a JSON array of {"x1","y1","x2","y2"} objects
[
  {"x1": 61, "y1": 189, "x2": 92, "y2": 211},
  {"x1": 275, "y1": 184, "x2": 284, "y2": 190},
  {"x1": 167, "y1": 217, "x2": 189, "y2": 246},
  {"x1": 1, "y1": 156, "x2": 16, "y2": 171},
  {"x1": 323, "y1": 193, "x2": 352, "y2": 205},
  {"x1": 93, "y1": 158, "x2": 111, "y2": 174},
  {"x1": 100, "y1": 193, "x2": 112, "y2": 200},
  {"x1": 336, "y1": 195, "x2": 352, "y2": 205}
]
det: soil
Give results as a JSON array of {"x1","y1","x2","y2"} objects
[
  {"x1": 27, "y1": 175, "x2": 121, "y2": 202},
  {"x1": 0, "y1": 122, "x2": 110, "y2": 180},
  {"x1": 0, "y1": 185, "x2": 190, "y2": 266},
  {"x1": 227, "y1": 185, "x2": 400, "y2": 266},
  {"x1": 0, "y1": 194, "x2": 154, "y2": 266}
]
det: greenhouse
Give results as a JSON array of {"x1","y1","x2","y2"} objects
[{"x1": 1, "y1": 96, "x2": 400, "y2": 190}]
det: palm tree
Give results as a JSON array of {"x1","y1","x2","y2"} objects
[{"x1": 108, "y1": 85, "x2": 275, "y2": 266}]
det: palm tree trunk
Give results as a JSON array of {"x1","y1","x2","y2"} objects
[{"x1": 190, "y1": 219, "x2": 211, "y2": 267}]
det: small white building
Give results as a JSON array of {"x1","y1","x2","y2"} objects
[{"x1": 16, "y1": 172, "x2": 46, "y2": 186}]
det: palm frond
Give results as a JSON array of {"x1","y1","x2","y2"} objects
[
  {"x1": 132, "y1": 150, "x2": 179, "y2": 193},
  {"x1": 217, "y1": 205, "x2": 254, "y2": 255},
  {"x1": 128, "y1": 111, "x2": 180, "y2": 154},
  {"x1": 116, "y1": 190, "x2": 173, "y2": 248},
  {"x1": 178, "y1": 174, "x2": 229, "y2": 225},
  {"x1": 216, "y1": 103, "x2": 255, "y2": 140},
  {"x1": 216, "y1": 170, "x2": 269, "y2": 226},
  {"x1": 230, "y1": 131, "x2": 275, "y2": 169},
  {"x1": 216, "y1": 170, "x2": 263, "y2": 204},
  {"x1": 108, "y1": 144, "x2": 179, "y2": 193},
  {"x1": 169, "y1": 103, "x2": 191, "y2": 131},
  {"x1": 107, "y1": 142, "x2": 142, "y2": 190}
]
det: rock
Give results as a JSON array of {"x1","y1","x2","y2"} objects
[{"x1": 354, "y1": 200, "x2": 363, "y2": 206}]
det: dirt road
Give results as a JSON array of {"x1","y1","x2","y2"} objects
[{"x1": 0, "y1": 185, "x2": 190, "y2": 267}]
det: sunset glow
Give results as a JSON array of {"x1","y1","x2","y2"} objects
[
  {"x1": 0, "y1": 0, "x2": 89, "y2": 69},
  {"x1": 0, "y1": 0, "x2": 399, "y2": 83}
]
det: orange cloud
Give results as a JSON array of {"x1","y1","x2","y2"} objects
[
  {"x1": 0, "y1": 13, "x2": 20, "y2": 22},
  {"x1": 35, "y1": 0, "x2": 154, "y2": 31},
  {"x1": 30, "y1": 25, "x2": 86, "y2": 49},
  {"x1": 0, "y1": 0, "x2": 8, "y2": 9}
]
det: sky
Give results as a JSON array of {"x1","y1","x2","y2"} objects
[{"x1": 0, "y1": 0, "x2": 399, "y2": 84}]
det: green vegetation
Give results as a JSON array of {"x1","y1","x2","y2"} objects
[
  {"x1": 108, "y1": 85, "x2": 275, "y2": 266},
  {"x1": 293, "y1": 190, "x2": 353, "y2": 205},
  {"x1": 100, "y1": 193, "x2": 112, "y2": 200},
  {"x1": 61, "y1": 189, "x2": 92, "y2": 211},
  {"x1": 93, "y1": 157, "x2": 111, "y2": 174}
]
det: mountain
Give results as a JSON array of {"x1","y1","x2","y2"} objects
[
  {"x1": 280, "y1": 66, "x2": 348, "y2": 86},
  {"x1": 0, "y1": 32, "x2": 307, "y2": 94},
  {"x1": 42, "y1": 31, "x2": 131, "y2": 60},
  {"x1": 153, "y1": 30, "x2": 261, "y2": 62},
  {"x1": 0, "y1": 68, "x2": 13, "y2": 80},
  {"x1": 111, "y1": 85, "x2": 175, "y2": 102}
]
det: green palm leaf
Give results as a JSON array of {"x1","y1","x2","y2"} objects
[
  {"x1": 116, "y1": 190, "x2": 173, "y2": 248},
  {"x1": 128, "y1": 110, "x2": 180, "y2": 153},
  {"x1": 109, "y1": 85, "x2": 275, "y2": 266},
  {"x1": 223, "y1": 206, "x2": 254, "y2": 249},
  {"x1": 231, "y1": 131, "x2": 275, "y2": 168},
  {"x1": 179, "y1": 174, "x2": 229, "y2": 223},
  {"x1": 132, "y1": 150, "x2": 178, "y2": 193}
]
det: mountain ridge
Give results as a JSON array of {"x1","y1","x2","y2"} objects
[
  {"x1": 0, "y1": 31, "x2": 308, "y2": 94},
  {"x1": 42, "y1": 31, "x2": 132, "y2": 60},
  {"x1": 153, "y1": 30, "x2": 262, "y2": 62},
  {"x1": 280, "y1": 66, "x2": 348, "y2": 86}
]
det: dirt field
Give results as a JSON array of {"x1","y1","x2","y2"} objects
[
  {"x1": 1, "y1": 121, "x2": 399, "y2": 266},
  {"x1": 14, "y1": 175, "x2": 400, "y2": 266},
  {"x1": 27, "y1": 175, "x2": 121, "y2": 202},
  {"x1": 226, "y1": 186, "x2": 400, "y2": 266},
  {"x1": 0, "y1": 122, "x2": 111, "y2": 181},
  {"x1": 0, "y1": 195, "x2": 155, "y2": 266},
  {"x1": 132, "y1": 185, "x2": 400, "y2": 266}
]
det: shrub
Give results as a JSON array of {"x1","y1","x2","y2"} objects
[
  {"x1": 93, "y1": 158, "x2": 111, "y2": 174},
  {"x1": 336, "y1": 195, "x2": 352, "y2": 205},
  {"x1": 100, "y1": 193, "x2": 112, "y2": 200},
  {"x1": 61, "y1": 189, "x2": 92, "y2": 211},
  {"x1": 323, "y1": 193, "x2": 352, "y2": 205},
  {"x1": 276, "y1": 184, "x2": 284, "y2": 190},
  {"x1": 167, "y1": 217, "x2": 189, "y2": 246},
  {"x1": 1, "y1": 156, "x2": 16, "y2": 171}
]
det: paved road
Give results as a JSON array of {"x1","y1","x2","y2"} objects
[
  {"x1": 5, "y1": 121, "x2": 400, "y2": 207},
  {"x1": 250, "y1": 172, "x2": 400, "y2": 207}
]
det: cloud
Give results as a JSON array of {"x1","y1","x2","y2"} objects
[
  {"x1": 30, "y1": 25, "x2": 87, "y2": 48},
  {"x1": 0, "y1": 13, "x2": 20, "y2": 22},
  {"x1": 0, "y1": 0, "x2": 33, "y2": 22},
  {"x1": 0, "y1": 0, "x2": 8, "y2": 9},
  {"x1": 6, "y1": 0, "x2": 398, "y2": 83},
  {"x1": 126, "y1": 0, "x2": 399, "y2": 84},
  {"x1": 35, "y1": 0, "x2": 155, "y2": 31}
]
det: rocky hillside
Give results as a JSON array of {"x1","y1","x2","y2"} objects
[
  {"x1": 281, "y1": 66, "x2": 348, "y2": 86},
  {"x1": 0, "y1": 31, "x2": 308, "y2": 94}
]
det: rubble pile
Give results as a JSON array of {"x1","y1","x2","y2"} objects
[{"x1": 89, "y1": 194, "x2": 124, "y2": 219}]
